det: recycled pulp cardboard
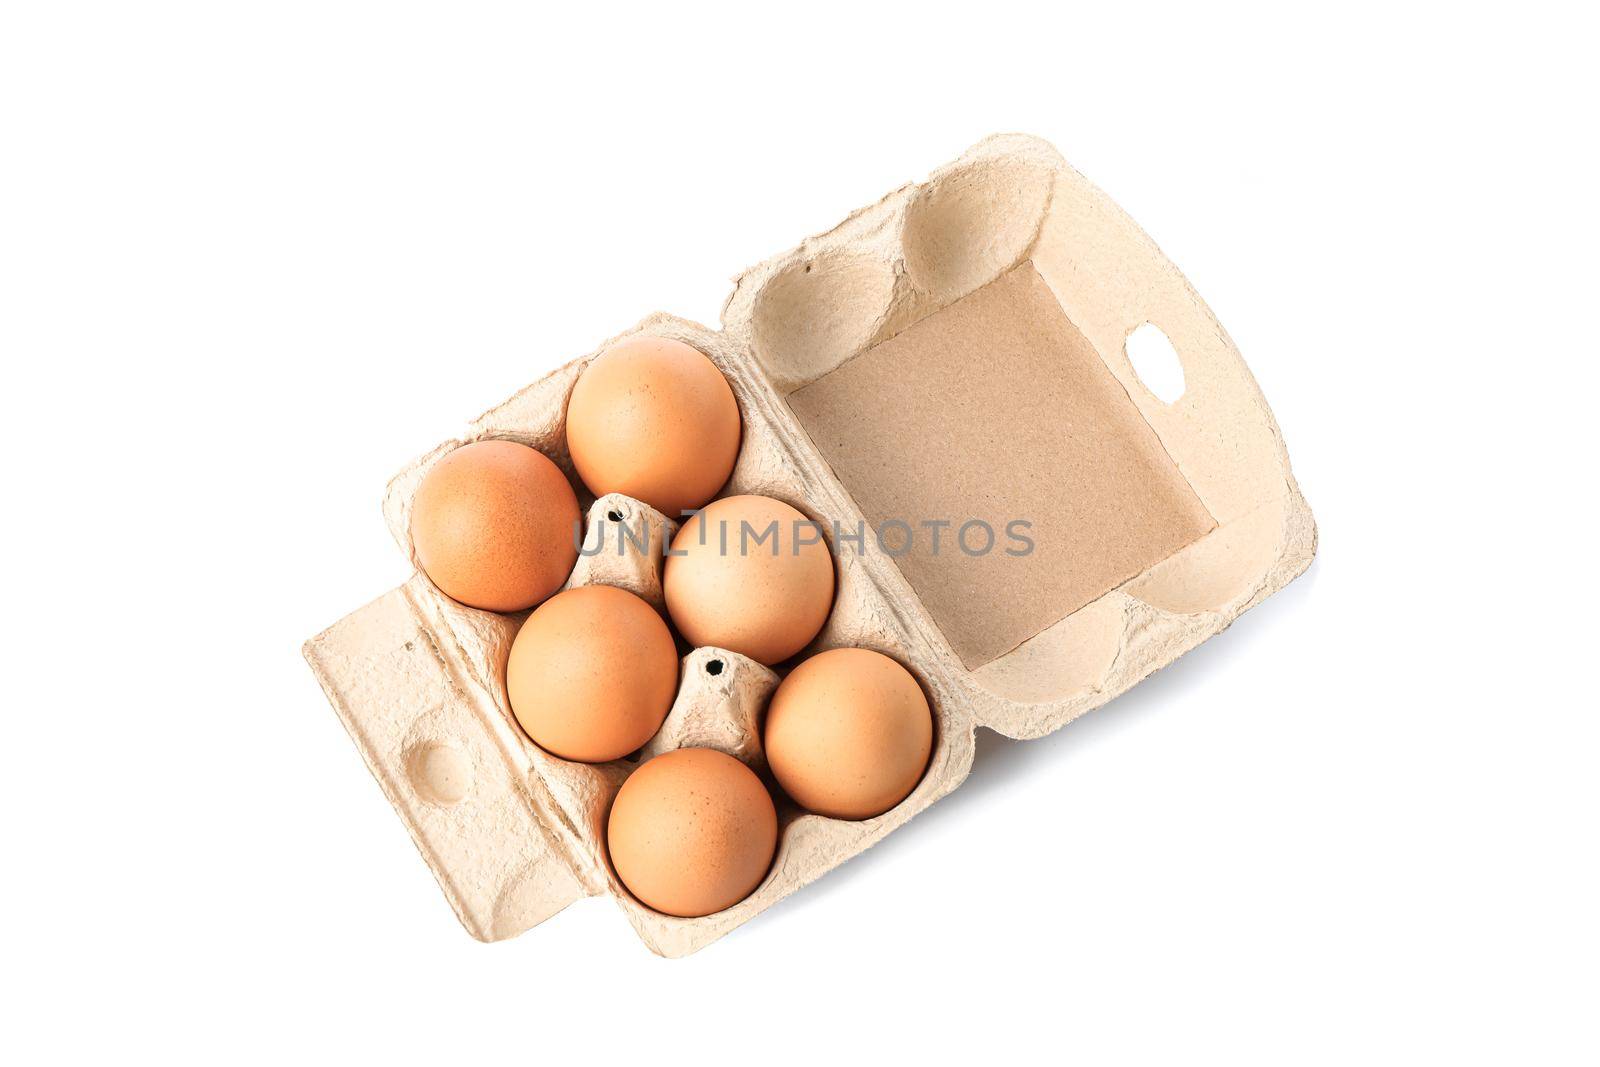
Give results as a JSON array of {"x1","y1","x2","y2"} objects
[
  {"x1": 304, "y1": 133, "x2": 1317, "y2": 957},
  {"x1": 788, "y1": 261, "x2": 1217, "y2": 668}
]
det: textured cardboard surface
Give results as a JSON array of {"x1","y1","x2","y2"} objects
[
  {"x1": 304, "y1": 133, "x2": 1317, "y2": 956},
  {"x1": 788, "y1": 262, "x2": 1216, "y2": 668}
]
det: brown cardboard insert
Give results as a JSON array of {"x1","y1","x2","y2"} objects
[{"x1": 787, "y1": 262, "x2": 1217, "y2": 669}]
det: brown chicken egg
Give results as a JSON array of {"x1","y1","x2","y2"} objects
[
  {"x1": 505, "y1": 585, "x2": 679, "y2": 763},
  {"x1": 663, "y1": 495, "x2": 834, "y2": 665},
  {"x1": 764, "y1": 648, "x2": 933, "y2": 820},
  {"x1": 565, "y1": 336, "x2": 741, "y2": 517},
  {"x1": 607, "y1": 747, "x2": 777, "y2": 918},
  {"x1": 409, "y1": 439, "x2": 580, "y2": 613}
]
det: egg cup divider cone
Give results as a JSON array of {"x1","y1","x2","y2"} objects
[{"x1": 304, "y1": 133, "x2": 1316, "y2": 956}]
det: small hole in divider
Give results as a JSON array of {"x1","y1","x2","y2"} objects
[
  {"x1": 705, "y1": 659, "x2": 725, "y2": 676},
  {"x1": 1124, "y1": 322, "x2": 1186, "y2": 405}
]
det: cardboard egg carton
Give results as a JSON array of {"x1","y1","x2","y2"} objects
[{"x1": 303, "y1": 133, "x2": 1317, "y2": 957}]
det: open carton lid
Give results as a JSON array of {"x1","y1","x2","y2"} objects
[
  {"x1": 721, "y1": 133, "x2": 1315, "y2": 736},
  {"x1": 304, "y1": 134, "x2": 1315, "y2": 956}
]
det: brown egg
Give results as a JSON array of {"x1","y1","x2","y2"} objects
[
  {"x1": 505, "y1": 585, "x2": 678, "y2": 763},
  {"x1": 663, "y1": 495, "x2": 834, "y2": 666},
  {"x1": 410, "y1": 440, "x2": 580, "y2": 612},
  {"x1": 607, "y1": 747, "x2": 777, "y2": 917},
  {"x1": 764, "y1": 648, "x2": 933, "y2": 820},
  {"x1": 565, "y1": 336, "x2": 741, "y2": 517}
]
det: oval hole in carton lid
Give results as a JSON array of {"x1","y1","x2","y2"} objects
[{"x1": 1125, "y1": 322, "x2": 1186, "y2": 404}]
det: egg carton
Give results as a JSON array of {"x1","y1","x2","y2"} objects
[{"x1": 303, "y1": 133, "x2": 1317, "y2": 957}]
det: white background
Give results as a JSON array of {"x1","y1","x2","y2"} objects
[{"x1": 3, "y1": 2, "x2": 1596, "y2": 1063}]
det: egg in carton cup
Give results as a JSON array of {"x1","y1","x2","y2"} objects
[{"x1": 303, "y1": 133, "x2": 1317, "y2": 957}]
